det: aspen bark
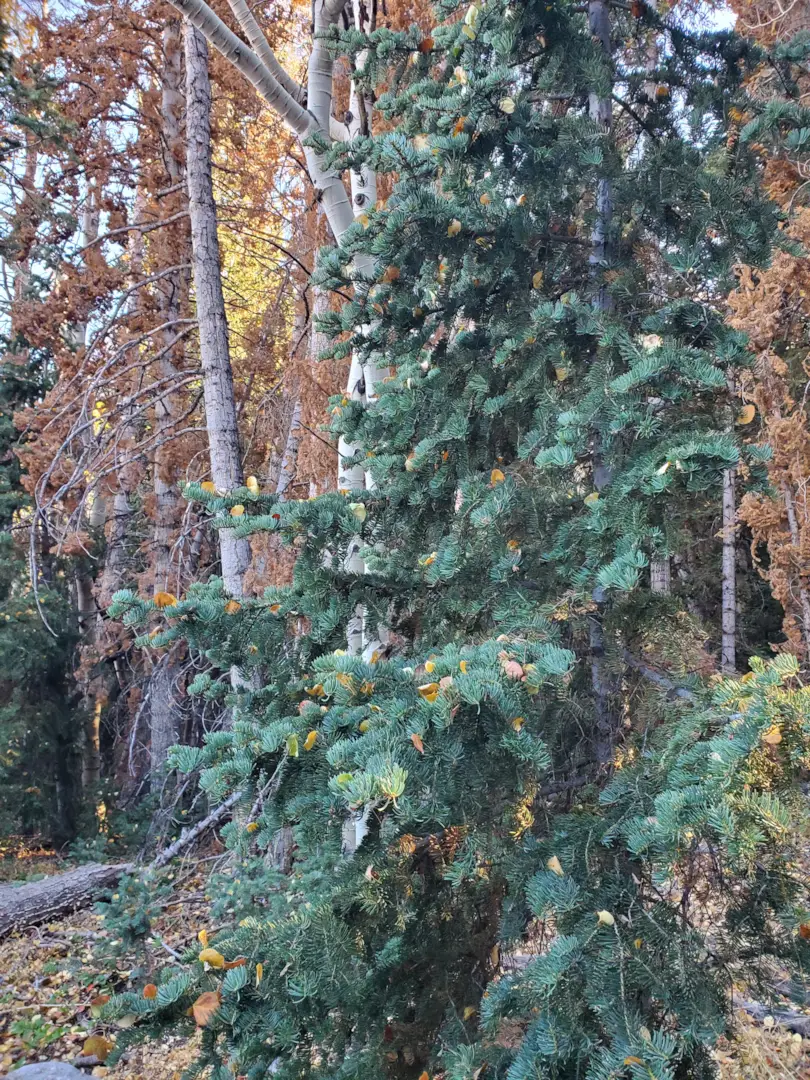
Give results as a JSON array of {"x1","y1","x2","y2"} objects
[
  {"x1": 721, "y1": 467, "x2": 737, "y2": 674},
  {"x1": 650, "y1": 557, "x2": 671, "y2": 595},
  {"x1": 149, "y1": 20, "x2": 187, "y2": 786},
  {"x1": 184, "y1": 22, "x2": 250, "y2": 598}
]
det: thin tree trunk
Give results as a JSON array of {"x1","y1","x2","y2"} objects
[
  {"x1": 650, "y1": 557, "x2": 671, "y2": 595},
  {"x1": 184, "y1": 22, "x2": 250, "y2": 598},
  {"x1": 587, "y1": 0, "x2": 619, "y2": 763},
  {"x1": 721, "y1": 467, "x2": 737, "y2": 674},
  {"x1": 149, "y1": 20, "x2": 187, "y2": 786}
]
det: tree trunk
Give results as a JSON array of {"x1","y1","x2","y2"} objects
[
  {"x1": 0, "y1": 863, "x2": 131, "y2": 939},
  {"x1": 650, "y1": 557, "x2": 671, "y2": 595},
  {"x1": 149, "y1": 20, "x2": 187, "y2": 787},
  {"x1": 587, "y1": 0, "x2": 620, "y2": 763},
  {"x1": 184, "y1": 22, "x2": 250, "y2": 598},
  {"x1": 721, "y1": 466, "x2": 737, "y2": 674}
]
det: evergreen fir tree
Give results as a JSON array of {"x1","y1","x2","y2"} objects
[{"x1": 108, "y1": 3, "x2": 810, "y2": 1078}]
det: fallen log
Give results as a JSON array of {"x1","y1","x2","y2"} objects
[
  {"x1": 0, "y1": 789, "x2": 242, "y2": 939},
  {"x1": 0, "y1": 861, "x2": 132, "y2": 938}
]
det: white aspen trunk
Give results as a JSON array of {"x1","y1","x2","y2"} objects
[
  {"x1": 184, "y1": 22, "x2": 251, "y2": 598},
  {"x1": 149, "y1": 20, "x2": 187, "y2": 787},
  {"x1": 650, "y1": 557, "x2": 671, "y2": 595},
  {"x1": 721, "y1": 466, "x2": 737, "y2": 674},
  {"x1": 98, "y1": 191, "x2": 146, "y2": 609}
]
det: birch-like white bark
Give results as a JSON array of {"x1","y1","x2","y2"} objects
[
  {"x1": 150, "y1": 20, "x2": 186, "y2": 786},
  {"x1": 721, "y1": 467, "x2": 737, "y2": 674},
  {"x1": 185, "y1": 22, "x2": 251, "y2": 598}
]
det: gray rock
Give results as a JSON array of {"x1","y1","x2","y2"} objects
[{"x1": 2, "y1": 1065, "x2": 88, "y2": 1079}]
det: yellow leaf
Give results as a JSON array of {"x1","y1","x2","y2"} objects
[
  {"x1": 596, "y1": 910, "x2": 615, "y2": 926},
  {"x1": 459, "y1": 660, "x2": 468, "y2": 674},
  {"x1": 192, "y1": 990, "x2": 221, "y2": 1027},
  {"x1": 201, "y1": 480, "x2": 217, "y2": 493},
  {"x1": 418, "y1": 1073, "x2": 430, "y2": 1080},
  {"x1": 420, "y1": 552, "x2": 437, "y2": 567},
  {"x1": 224, "y1": 600, "x2": 241, "y2": 615},
  {"x1": 230, "y1": 504, "x2": 245, "y2": 517},
  {"x1": 463, "y1": 1005, "x2": 476, "y2": 1020},
  {"x1": 624, "y1": 1058, "x2": 644, "y2": 1067},
  {"x1": 411, "y1": 732, "x2": 425, "y2": 753},
  {"x1": 199, "y1": 947, "x2": 226, "y2": 968},
  {"x1": 464, "y1": 3, "x2": 479, "y2": 25},
  {"x1": 584, "y1": 492, "x2": 599, "y2": 507},
  {"x1": 82, "y1": 1036, "x2": 113, "y2": 1062},
  {"x1": 547, "y1": 855, "x2": 564, "y2": 876},
  {"x1": 634, "y1": 938, "x2": 643, "y2": 949},
  {"x1": 418, "y1": 682, "x2": 440, "y2": 703},
  {"x1": 359, "y1": 719, "x2": 370, "y2": 732},
  {"x1": 246, "y1": 822, "x2": 259, "y2": 833},
  {"x1": 532, "y1": 270, "x2": 544, "y2": 289},
  {"x1": 336, "y1": 772, "x2": 353, "y2": 784},
  {"x1": 499, "y1": 97, "x2": 516, "y2": 114},
  {"x1": 762, "y1": 725, "x2": 782, "y2": 746},
  {"x1": 512, "y1": 716, "x2": 524, "y2": 731},
  {"x1": 286, "y1": 733, "x2": 300, "y2": 758},
  {"x1": 198, "y1": 928, "x2": 209, "y2": 947},
  {"x1": 349, "y1": 502, "x2": 367, "y2": 523},
  {"x1": 490, "y1": 943, "x2": 500, "y2": 967},
  {"x1": 737, "y1": 403, "x2": 756, "y2": 425},
  {"x1": 255, "y1": 962, "x2": 263, "y2": 985},
  {"x1": 448, "y1": 218, "x2": 462, "y2": 237},
  {"x1": 479, "y1": 192, "x2": 491, "y2": 205},
  {"x1": 461, "y1": 22, "x2": 476, "y2": 38},
  {"x1": 490, "y1": 468, "x2": 505, "y2": 485},
  {"x1": 554, "y1": 366, "x2": 568, "y2": 381},
  {"x1": 357, "y1": 212, "x2": 370, "y2": 228},
  {"x1": 307, "y1": 683, "x2": 324, "y2": 697},
  {"x1": 154, "y1": 591, "x2": 177, "y2": 609},
  {"x1": 425, "y1": 660, "x2": 436, "y2": 673},
  {"x1": 452, "y1": 117, "x2": 467, "y2": 136},
  {"x1": 246, "y1": 475, "x2": 259, "y2": 494},
  {"x1": 304, "y1": 730, "x2": 318, "y2": 751},
  {"x1": 453, "y1": 66, "x2": 468, "y2": 85}
]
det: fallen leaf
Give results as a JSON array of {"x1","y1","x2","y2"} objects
[
  {"x1": 224, "y1": 600, "x2": 241, "y2": 614},
  {"x1": 256, "y1": 962, "x2": 263, "y2": 985},
  {"x1": 199, "y1": 947, "x2": 226, "y2": 969},
  {"x1": 82, "y1": 1036, "x2": 113, "y2": 1062},
  {"x1": 304, "y1": 730, "x2": 318, "y2": 751},
  {"x1": 762, "y1": 725, "x2": 783, "y2": 746},
  {"x1": 153, "y1": 592, "x2": 177, "y2": 609},
  {"x1": 246, "y1": 822, "x2": 259, "y2": 833},
  {"x1": 411, "y1": 732, "x2": 425, "y2": 753},
  {"x1": 142, "y1": 984, "x2": 157, "y2": 999},
  {"x1": 547, "y1": 855, "x2": 564, "y2": 876},
  {"x1": 246, "y1": 476, "x2": 260, "y2": 494},
  {"x1": 418, "y1": 682, "x2": 440, "y2": 703},
  {"x1": 584, "y1": 492, "x2": 599, "y2": 507},
  {"x1": 737, "y1": 404, "x2": 756, "y2": 425},
  {"x1": 596, "y1": 910, "x2": 615, "y2": 926},
  {"x1": 192, "y1": 990, "x2": 222, "y2": 1027},
  {"x1": 500, "y1": 97, "x2": 516, "y2": 114},
  {"x1": 490, "y1": 468, "x2": 505, "y2": 485},
  {"x1": 532, "y1": 270, "x2": 544, "y2": 289},
  {"x1": 224, "y1": 957, "x2": 247, "y2": 970},
  {"x1": 230, "y1": 504, "x2": 245, "y2": 517},
  {"x1": 198, "y1": 928, "x2": 209, "y2": 947}
]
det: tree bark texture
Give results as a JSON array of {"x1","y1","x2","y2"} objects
[{"x1": 184, "y1": 22, "x2": 251, "y2": 598}]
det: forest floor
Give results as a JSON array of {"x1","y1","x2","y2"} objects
[{"x1": 1, "y1": 851, "x2": 809, "y2": 1080}]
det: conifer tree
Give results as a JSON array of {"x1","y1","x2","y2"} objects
[{"x1": 108, "y1": 3, "x2": 810, "y2": 1078}]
